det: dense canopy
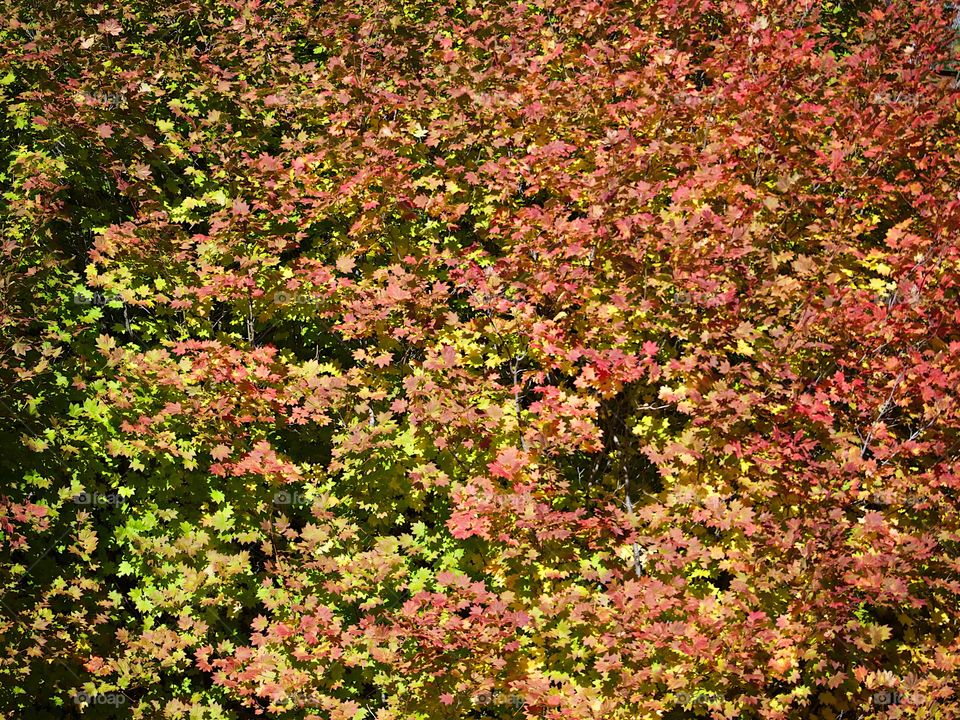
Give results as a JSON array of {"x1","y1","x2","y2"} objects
[{"x1": 2, "y1": 0, "x2": 960, "y2": 718}]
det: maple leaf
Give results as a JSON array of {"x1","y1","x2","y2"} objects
[
  {"x1": 448, "y1": 510, "x2": 490, "y2": 540},
  {"x1": 210, "y1": 444, "x2": 232, "y2": 461},
  {"x1": 488, "y1": 447, "x2": 527, "y2": 480},
  {"x1": 371, "y1": 352, "x2": 392, "y2": 368},
  {"x1": 97, "y1": 19, "x2": 122, "y2": 35}
]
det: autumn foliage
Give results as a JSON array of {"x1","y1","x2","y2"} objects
[{"x1": 2, "y1": 0, "x2": 960, "y2": 717}]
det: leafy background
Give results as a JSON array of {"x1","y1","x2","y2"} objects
[{"x1": 2, "y1": 0, "x2": 960, "y2": 718}]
